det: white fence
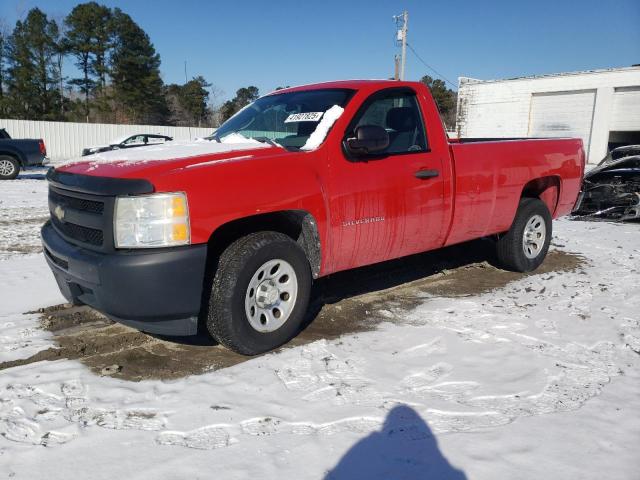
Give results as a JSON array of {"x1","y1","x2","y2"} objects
[{"x1": 0, "y1": 119, "x2": 213, "y2": 161}]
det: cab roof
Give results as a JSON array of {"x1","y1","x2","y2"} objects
[{"x1": 268, "y1": 79, "x2": 423, "y2": 95}]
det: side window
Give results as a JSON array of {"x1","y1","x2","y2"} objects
[
  {"x1": 123, "y1": 135, "x2": 145, "y2": 146},
  {"x1": 146, "y1": 136, "x2": 168, "y2": 145},
  {"x1": 349, "y1": 90, "x2": 428, "y2": 155}
]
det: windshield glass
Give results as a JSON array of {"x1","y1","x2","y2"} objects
[{"x1": 212, "y1": 88, "x2": 355, "y2": 150}]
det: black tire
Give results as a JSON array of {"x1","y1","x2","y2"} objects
[
  {"x1": 0, "y1": 155, "x2": 20, "y2": 180},
  {"x1": 496, "y1": 197, "x2": 552, "y2": 272},
  {"x1": 206, "y1": 231, "x2": 312, "y2": 355}
]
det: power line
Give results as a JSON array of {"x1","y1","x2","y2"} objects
[{"x1": 406, "y1": 43, "x2": 457, "y2": 89}]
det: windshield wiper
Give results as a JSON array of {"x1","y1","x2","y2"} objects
[{"x1": 252, "y1": 136, "x2": 280, "y2": 147}]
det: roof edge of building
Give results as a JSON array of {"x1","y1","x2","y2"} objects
[{"x1": 458, "y1": 66, "x2": 640, "y2": 86}]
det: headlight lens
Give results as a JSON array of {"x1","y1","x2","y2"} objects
[{"x1": 114, "y1": 192, "x2": 190, "y2": 248}]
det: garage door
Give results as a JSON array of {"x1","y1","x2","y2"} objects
[
  {"x1": 610, "y1": 86, "x2": 640, "y2": 131},
  {"x1": 528, "y1": 90, "x2": 596, "y2": 156}
]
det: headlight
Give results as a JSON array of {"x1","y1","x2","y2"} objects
[{"x1": 114, "y1": 192, "x2": 190, "y2": 248}]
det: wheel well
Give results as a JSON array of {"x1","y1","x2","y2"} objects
[
  {"x1": 205, "y1": 210, "x2": 322, "y2": 279},
  {"x1": 521, "y1": 176, "x2": 560, "y2": 215},
  {"x1": 0, "y1": 151, "x2": 21, "y2": 165}
]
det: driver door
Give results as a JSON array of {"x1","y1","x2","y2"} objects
[{"x1": 325, "y1": 87, "x2": 447, "y2": 272}]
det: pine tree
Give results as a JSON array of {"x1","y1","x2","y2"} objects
[
  {"x1": 0, "y1": 26, "x2": 6, "y2": 115},
  {"x1": 5, "y1": 9, "x2": 60, "y2": 119},
  {"x1": 166, "y1": 76, "x2": 211, "y2": 126},
  {"x1": 65, "y1": 2, "x2": 113, "y2": 121},
  {"x1": 110, "y1": 8, "x2": 168, "y2": 124},
  {"x1": 220, "y1": 86, "x2": 260, "y2": 122},
  {"x1": 52, "y1": 21, "x2": 69, "y2": 119},
  {"x1": 420, "y1": 75, "x2": 457, "y2": 129},
  {"x1": 5, "y1": 20, "x2": 34, "y2": 118},
  {"x1": 29, "y1": 9, "x2": 61, "y2": 118},
  {"x1": 91, "y1": 6, "x2": 112, "y2": 91}
]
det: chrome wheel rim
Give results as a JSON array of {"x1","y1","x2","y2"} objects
[
  {"x1": 0, "y1": 159, "x2": 15, "y2": 177},
  {"x1": 522, "y1": 214, "x2": 546, "y2": 259},
  {"x1": 245, "y1": 259, "x2": 298, "y2": 333}
]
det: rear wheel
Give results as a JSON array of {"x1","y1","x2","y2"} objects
[
  {"x1": 206, "y1": 231, "x2": 312, "y2": 355},
  {"x1": 496, "y1": 197, "x2": 552, "y2": 272},
  {"x1": 0, "y1": 155, "x2": 19, "y2": 180}
]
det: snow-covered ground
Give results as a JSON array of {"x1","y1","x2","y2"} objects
[
  {"x1": 0, "y1": 169, "x2": 49, "y2": 261},
  {"x1": 0, "y1": 171, "x2": 639, "y2": 479}
]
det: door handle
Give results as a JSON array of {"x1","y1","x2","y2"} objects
[{"x1": 414, "y1": 169, "x2": 440, "y2": 179}]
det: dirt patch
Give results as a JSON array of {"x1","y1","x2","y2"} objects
[
  {"x1": 1, "y1": 245, "x2": 43, "y2": 255},
  {"x1": 1, "y1": 240, "x2": 585, "y2": 381},
  {"x1": 304, "y1": 245, "x2": 584, "y2": 341},
  {"x1": 0, "y1": 215, "x2": 48, "y2": 260},
  {"x1": 0, "y1": 215, "x2": 49, "y2": 227}
]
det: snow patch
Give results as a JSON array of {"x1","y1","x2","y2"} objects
[
  {"x1": 62, "y1": 137, "x2": 270, "y2": 168},
  {"x1": 300, "y1": 105, "x2": 344, "y2": 151},
  {"x1": 217, "y1": 132, "x2": 260, "y2": 144}
]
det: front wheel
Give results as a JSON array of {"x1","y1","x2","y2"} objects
[
  {"x1": 206, "y1": 231, "x2": 312, "y2": 355},
  {"x1": 496, "y1": 197, "x2": 552, "y2": 272},
  {"x1": 0, "y1": 155, "x2": 20, "y2": 180}
]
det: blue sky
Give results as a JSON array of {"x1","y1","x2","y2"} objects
[{"x1": 2, "y1": 0, "x2": 639, "y2": 101}]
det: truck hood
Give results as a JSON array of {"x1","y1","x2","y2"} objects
[{"x1": 57, "y1": 138, "x2": 279, "y2": 179}]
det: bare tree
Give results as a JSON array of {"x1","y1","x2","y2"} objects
[{"x1": 208, "y1": 85, "x2": 224, "y2": 127}]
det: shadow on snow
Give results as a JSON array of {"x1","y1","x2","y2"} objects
[{"x1": 325, "y1": 405, "x2": 467, "y2": 480}]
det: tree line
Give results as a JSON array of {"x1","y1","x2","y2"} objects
[
  {"x1": 0, "y1": 3, "x2": 258, "y2": 126},
  {"x1": 419, "y1": 75, "x2": 457, "y2": 130},
  {"x1": 0, "y1": 3, "x2": 456, "y2": 129}
]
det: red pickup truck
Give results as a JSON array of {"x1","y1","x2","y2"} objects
[{"x1": 42, "y1": 80, "x2": 584, "y2": 355}]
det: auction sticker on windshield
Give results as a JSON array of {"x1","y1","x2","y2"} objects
[{"x1": 284, "y1": 112, "x2": 324, "y2": 123}]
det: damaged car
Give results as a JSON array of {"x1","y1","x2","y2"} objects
[
  {"x1": 81, "y1": 133, "x2": 173, "y2": 156},
  {"x1": 572, "y1": 145, "x2": 640, "y2": 221}
]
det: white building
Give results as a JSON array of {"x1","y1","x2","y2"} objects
[{"x1": 455, "y1": 66, "x2": 640, "y2": 163}]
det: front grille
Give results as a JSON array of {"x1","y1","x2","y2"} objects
[
  {"x1": 46, "y1": 172, "x2": 134, "y2": 251},
  {"x1": 49, "y1": 189, "x2": 104, "y2": 214},
  {"x1": 49, "y1": 185, "x2": 110, "y2": 248},
  {"x1": 51, "y1": 216, "x2": 104, "y2": 246}
]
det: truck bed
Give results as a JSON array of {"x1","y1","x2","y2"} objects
[
  {"x1": 0, "y1": 133, "x2": 47, "y2": 167},
  {"x1": 444, "y1": 138, "x2": 584, "y2": 246}
]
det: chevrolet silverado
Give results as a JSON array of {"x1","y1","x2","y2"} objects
[{"x1": 41, "y1": 80, "x2": 584, "y2": 354}]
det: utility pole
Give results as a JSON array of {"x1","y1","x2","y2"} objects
[
  {"x1": 400, "y1": 11, "x2": 408, "y2": 80},
  {"x1": 393, "y1": 11, "x2": 408, "y2": 80}
]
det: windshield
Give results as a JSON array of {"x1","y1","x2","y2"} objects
[{"x1": 212, "y1": 88, "x2": 355, "y2": 150}]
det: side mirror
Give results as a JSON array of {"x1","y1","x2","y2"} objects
[{"x1": 345, "y1": 125, "x2": 389, "y2": 156}]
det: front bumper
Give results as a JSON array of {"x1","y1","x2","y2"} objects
[{"x1": 41, "y1": 221, "x2": 207, "y2": 336}]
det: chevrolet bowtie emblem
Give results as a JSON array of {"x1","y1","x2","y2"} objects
[{"x1": 54, "y1": 205, "x2": 65, "y2": 222}]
